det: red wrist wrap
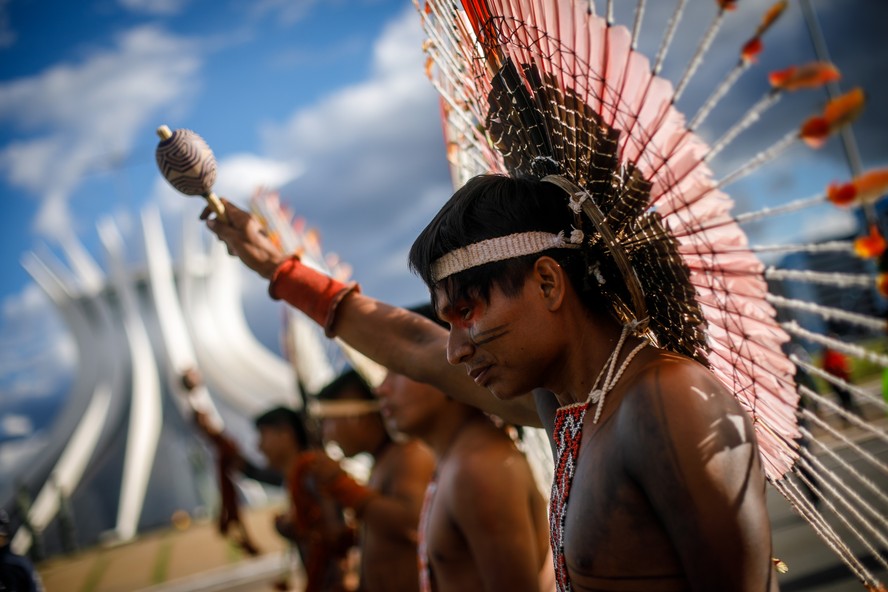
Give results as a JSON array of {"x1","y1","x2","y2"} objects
[
  {"x1": 268, "y1": 256, "x2": 359, "y2": 337},
  {"x1": 326, "y1": 472, "x2": 377, "y2": 515}
]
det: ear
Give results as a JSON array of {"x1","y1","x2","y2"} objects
[{"x1": 533, "y1": 256, "x2": 567, "y2": 312}]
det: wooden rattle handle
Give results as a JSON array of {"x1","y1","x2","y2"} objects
[{"x1": 155, "y1": 125, "x2": 228, "y2": 223}]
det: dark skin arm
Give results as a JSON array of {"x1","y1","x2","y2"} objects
[
  {"x1": 307, "y1": 446, "x2": 433, "y2": 543},
  {"x1": 360, "y1": 442, "x2": 435, "y2": 542},
  {"x1": 620, "y1": 358, "x2": 777, "y2": 592},
  {"x1": 449, "y1": 452, "x2": 543, "y2": 592},
  {"x1": 202, "y1": 199, "x2": 541, "y2": 427}
]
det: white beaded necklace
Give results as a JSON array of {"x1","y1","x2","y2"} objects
[{"x1": 585, "y1": 324, "x2": 649, "y2": 423}]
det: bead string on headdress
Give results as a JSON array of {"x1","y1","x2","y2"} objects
[{"x1": 429, "y1": 230, "x2": 584, "y2": 283}]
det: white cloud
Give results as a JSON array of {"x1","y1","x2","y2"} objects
[
  {"x1": 1, "y1": 281, "x2": 44, "y2": 319},
  {"x1": 0, "y1": 434, "x2": 48, "y2": 489},
  {"x1": 152, "y1": 152, "x2": 304, "y2": 215},
  {"x1": 1, "y1": 414, "x2": 33, "y2": 438},
  {"x1": 260, "y1": 7, "x2": 452, "y2": 303},
  {"x1": 117, "y1": 0, "x2": 189, "y2": 16},
  {"x1": 0, "y1": 25, "x2": 202, "y2": 241},
  {"x1": 215, "y1": 154, "x2": 304, "y2": 201},
  {"x1": 263, "y1": 9, "x2": 434, "y2": 159},
  {"x1": 0, "y1": 283, "x2": 77, "y2": 402},
  {"x1": 249, "y1": 0, "x2": 318, "y2": 25}
]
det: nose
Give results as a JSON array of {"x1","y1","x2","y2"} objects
[{"x1": 446, "y1": 326, "x2": 474, "y2": 366}]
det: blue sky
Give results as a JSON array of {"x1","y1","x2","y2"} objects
[
  {"x1": 0, "y1": 0, "x2": 886, "y2": 449},
  {"x1": 0, "y1": 0, "x2": 455, "y2": 446}
]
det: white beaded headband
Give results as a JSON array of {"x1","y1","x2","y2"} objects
[
  {"x1": 430, "y1": 230, "x2": 583, "y2": 283},
  {"x1": 308, "y1": 399, "x2": 381, "y2": 419}
]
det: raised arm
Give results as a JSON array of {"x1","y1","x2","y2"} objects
[
  {"x1": 307, "y1": 443, "x2": 434, "y2": 542},
  {"x1": 203, "y1": 200, "x2": 541, "y2": 427},
  {"x1": 621, "y1": 360, "x2": 778, "y2": 592}
]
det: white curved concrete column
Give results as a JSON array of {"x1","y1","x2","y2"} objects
[
  {"x1": 178, "y1": 220, "x2": 295, "y2": 416},
  {"x1": 10, "y1": 383, "x2": 112, "y2": 555},
  {"x1": 12, "y1": 253, "x2": 123, "y2": 554},
  {"x1": 98, "y1": 218, "x2": 163, "y2": 543},
  {"x1": 205, "y1": 240, "x2": 298, "y2": 406},
  {"x1": 141, "y1": 206, "x2": 223, "y2": 430}
]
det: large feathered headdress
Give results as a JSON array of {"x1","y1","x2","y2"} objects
[{"x1": 417, "y1": 1, "x2": 887, "y2": 588}]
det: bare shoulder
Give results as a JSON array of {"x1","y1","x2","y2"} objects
[
  {"x1": 390, "y1": 439, "x2": 435, "y2": 466},
  {"x1": 445, "y1": 423, "x2": 533, "y2": 498},
  {"x1": 616, "y1": 349, "x2": 759, "y2": 474},
  {"x1": 619, "y1": 349, "x2": 745, "y2": 423},
  {"x1": 382, "y1": 439, "x2": 436, "y2": 481}
]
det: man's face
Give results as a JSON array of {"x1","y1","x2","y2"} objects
[
  {"x1": 435, "y1": 276, "x2": 553, "y2": 400},
  {"x1": 257, "y1": 425, "x2": 295, "y2": 472},
  {"x1": 375, "y1": 371, "x2": 448, "y2": 436}
]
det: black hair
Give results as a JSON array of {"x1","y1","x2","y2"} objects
[
  {"x1": 254, "y1": 406, "x2": 310, "y2": 449},
  {"x1": 316, "y1": 369, "x2": 375, "y2": 402},
  {"x1": 408, "y1": 174, "x2": 609, "y2": 314}
]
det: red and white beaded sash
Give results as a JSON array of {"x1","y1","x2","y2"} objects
[{"x1": 549, "y1": 401, "x2": 589, "y2": 592}]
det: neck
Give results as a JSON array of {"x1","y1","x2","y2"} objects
[
  {"x1": 421, "y1": 404, "x2": 480, "y2": 460},
  {"x1": 550, "y1": 309, "x2": 631, "y2": 406},
  {"x1": 367, "y1": 429, "x2": 392, "y2": 459},
  {"x1": 280, "y1": 448, "x2": 299, "y2": 473}
]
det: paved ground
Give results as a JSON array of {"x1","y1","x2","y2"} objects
[
  {"x1": 770, "y1": 412, "x2": 888, "y2": 592},
  {"x1": 37, "y1": 506, "x2": 297, "y2": 592}
]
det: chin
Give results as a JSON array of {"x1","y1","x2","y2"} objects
[{"x1": 488, "y1": 383, "x2": 524, "y2": 401}]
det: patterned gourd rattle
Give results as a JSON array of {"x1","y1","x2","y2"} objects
[{"x1": 155, "y1": 125, "x2": 228, "y2": 223}]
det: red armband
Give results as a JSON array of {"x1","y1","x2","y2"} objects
[
  {"x1": 268, "y1": 256, "x2": 359, "y2": 337},
  {"x1": 325, "y1": 472, "x2": 378, "y2": 516}
]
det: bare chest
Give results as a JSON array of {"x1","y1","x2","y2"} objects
[
  {"x1": 557, "y1": 416, "x2": 687, "y2": 589},
  {"x1": 423, "y1": 478, "x2": 469, "y2": 568}
]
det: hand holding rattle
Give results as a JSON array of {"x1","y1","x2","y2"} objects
[{"x1": 155, "y1": 125, "x2": 228, "y2": 223}]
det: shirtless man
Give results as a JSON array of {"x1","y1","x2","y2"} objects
[
  {"x1": 376, "y1": 304, "x2": 552, "y2": 592},
  {"x1": 203, "y1": 174, "x2": 777, "y2": 591},
  {"x1": 253, "y1": 407, "x2": 354, "y2": 592},
  {"x1": 309, "y1": 370, "x2": 436, "y2": 592}
]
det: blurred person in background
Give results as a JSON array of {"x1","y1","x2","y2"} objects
[{"x1": 307, "y1": 369, "x2": 435, "y2": 592}]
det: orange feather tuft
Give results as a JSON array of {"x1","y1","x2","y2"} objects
[
  {"x1": 758, "y1": 1, "x2": 789, "y2": 34},
  {"x1": 741, "y1": 38, "x2": 763, "y2": 63},
  {"x1": 878, "y1": 274, "x2": 888, "y2": 298},
  {"x1": 854, "y1": 225, "x2": 886, "y2": 259},
  {"x1": 800, "y1": 88, "x2": 865, "y2": 147},
  {"x1": 827, "y1": 181, "x2": 857, "y2": 207},
  {"x1": 769, "y1": 62, "x2": 840, "y2": 92},
  {"x1": 828, "y1": 169, "x2": 888, "y2": 207},
  {"x1": 800, "y1": 117, "x2": 830, "y2": 148},
  {"x1": 741, "y1": 1, "x2": 787, "y2": 63},
  {"x1": 824, "y1": 87, "x2": 866, "y2": 127}
]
